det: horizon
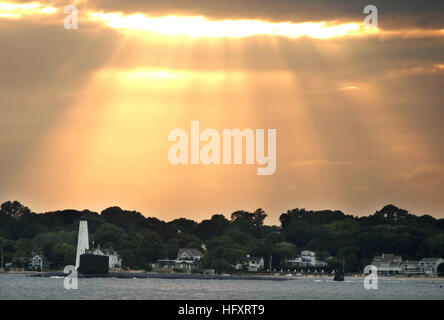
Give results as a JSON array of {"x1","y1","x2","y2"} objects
[{"x1": 1, "y1": 199, "x2": 440, "y2": 226}]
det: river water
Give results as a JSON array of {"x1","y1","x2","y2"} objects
[{"x1": 0, "y1": 274, "x2": 443, "y2": 300}]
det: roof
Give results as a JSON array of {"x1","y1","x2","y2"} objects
[
  {"x1": 246, "y1": 256, "x2": 263, "y2": 263},
  {"x1": 402, "y1": 260, "x2": 419, "y2": 266},
  {"x1": 373, "y1": 253, "x2": 401, "y2": 263},
  {"x1": 420, "y1": 257, "x2": 441, "y2": 262},
  {"x1": 31, "y1": 254, "x2": 46, "y2": 260},
  {"x1": 101, "y1": 248, "x2": 117, "y2": 255},
  {"x1": 157, "y1": 259, "x2": 197, "y2": 265},
  {"x1": 177, "y1": 248, "x2": 203, "y2": 257},
  {"x1": 93, "y1": 247, "x2": 121, "y2": 259}
]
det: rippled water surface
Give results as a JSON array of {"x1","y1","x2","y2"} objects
[{"x1": 0, "y1": 274, "x2": 443, "y2": 300}]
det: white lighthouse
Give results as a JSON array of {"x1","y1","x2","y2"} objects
[{"x1": 75, "y1": 219, "x2": 89, "y2": 268}]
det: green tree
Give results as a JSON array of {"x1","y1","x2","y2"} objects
[
  {"x1": 94, "y1": 223, "x2": 125, "y2": 247},
  {"x1": 272, "y1": 242, "x2": 296, "y2": 268},
  {"x1": 140, "y1": 232, "x2": 164, "y2": 263},
  {"x1": 51, "y1": 243, "x2": 76, "y2": 267}
]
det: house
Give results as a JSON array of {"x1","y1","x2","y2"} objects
[
  {"x1": 372, "y1": 253, "x2": 402, "y2": 274},
  {"x1": 152, "y1": 248, "x2": 203, "y2": 272},
  {"x1": 28, "y1": 254, "x2": 51, "y2": 270},
  {"x1": 153, "y1": 259, "x2": 199, "y2": 271},
  {"x1": 234, "y1": 262, "x2": 244, "y2": 270},
  {"x1": 400, "y1": 260, "x2": 421, "y2": 275},
  {"x1": 92, "y1": 246, "x2": 122, "y2": 269},
  {"x1": 301, "y1": 250, "x2": 328, "y2": 267},
  {"x1": 176, "y1": 248, "x2": 204, "y2": 261},
  {"x1": 285, "y1": 256, "x2": 302, "y2": 266},
  {"x1": 245, "y1": 256, "x2": 264, "y2": 272},
  {"x1": 419, "y1": 258, "x2": 444, "y2": 276},
  {"x1": 285, "y1": 251, "x2": 328, "y2": 268}
]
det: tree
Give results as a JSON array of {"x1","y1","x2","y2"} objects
[
  {"x1": 93, "y1": 223, "x2": 125, "y2": 247},
  {"x1": 15, "y1": 239, "x2": 36, "y2": 255},
  {"x1": 140, "y1": 232, "x2": 164, "y2": 263},
  {"x1": 21, "y1": 223, "x2": 47, "y2": 239},
  {"x1": 222, "y1": 248, "x2": 246, "y2": 265},
  {"x1": 426, "y1": 234, "x2": 444, "y2": 257},
  {"x1": 195, "y1": 214, "x2": 229, "y2": 240},
  {"x1": 51, "y1": 243, "x2": 76, "y2": 267},
  {"x1": 271, "y1": 242, "x2": 296, "y2": 268},
  {"x1": 101, "y1": 206, "x2": 147, "y2": 233},
  {"x1": 231, "y1": 209, "x2": 267, "y2": 234},
  {"x1": 1, "y1": 201, "x2": 31, "y2": 219},
  {"x1": 315, "y1": 251, "x2": 330, "y2": 262}
]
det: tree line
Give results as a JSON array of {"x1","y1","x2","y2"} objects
[{"x1": 0, "y1": 201, "x2": 443, "y2": 273}]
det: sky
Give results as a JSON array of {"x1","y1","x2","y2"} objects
[{"x1": 0, "y1": 0, "x2": 443, "y2": 224}]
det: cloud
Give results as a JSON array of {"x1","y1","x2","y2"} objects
[
  {"x1": 337, "y1": 86, "x2": 358, "y2": 90},
  {"x1": 85, "y1": 0, "x2": 444, "y2": 29},
  {"x1": 0, "y1": 17, "x2": 120, "y2": 190},
  {"x1": 390, "y1": 165, "x2": 444, "y2": 184},
  {"x1": 1, "y1": 0, "x2": 444, "y2": 219}
]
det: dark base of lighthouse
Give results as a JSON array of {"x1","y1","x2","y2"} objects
[{"x1": 78, "y1": 254, "x2": 109, "y2": 274}]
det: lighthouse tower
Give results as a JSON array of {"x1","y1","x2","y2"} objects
[{"x1": 75, "y1": 218, "x2": 89, "y2": 268}]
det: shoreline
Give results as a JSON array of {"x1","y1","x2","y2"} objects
[
  {"x1": 2, "y1": 270, "x2": 442, "y2": 281},
  {"x1": 27, "y1": 271, "x2": 289, "y2": 281}
]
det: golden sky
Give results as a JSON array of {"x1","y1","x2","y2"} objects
[{"x1": 1, "y1": 0, "x2": 443, "y2": 224}]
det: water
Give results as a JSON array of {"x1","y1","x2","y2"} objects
[{"x1": 0, "y1": 274, "x2": 443, "y2": 300}]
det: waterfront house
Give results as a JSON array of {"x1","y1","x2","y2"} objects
[
  {"x1": 234, "y1": 262, "x2": 243, "y2": 270},
  {"x1": 372, "y1": 253, "x2": 402, "y2": 274},
  {"x1": 245, "y1": 256, "x2": 264, "y2": 272},
  {"x1": 176, "y1": 248, "x2": 204, "y2": 261},
  {"x1": 285, "y1": 256, "x2": 302, "y2": 266},
  {"x1": 419, "y1": 258, "x2": 444, "y2": 276},
  {"x1": 92, "y1": 246, "x2": 122, "y2": 269},
  {"x1": 301, "y1": 250, "x2": 328, "y2": 267},
  {"x1": 153, "y1": 259, "x2": 199, "y2": 271},
  {"x1": 285, "y1": 251, "x2": 328, "y2": 268},
  {"x1": 151, "y1": 248, "x2": 203, "y2": 272},
  {"x1": 28, "y1": 254, "x2": 51, "y2": 270},
  {"x1": 400, "y1": 260, "x2": 421, "y2": 275}
]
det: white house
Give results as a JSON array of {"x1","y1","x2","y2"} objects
[
  {"x1": 301, "y1": 250, "x2": 328, "y2": 267},
  {"x1": 176, "y1": 248, "x2": 204, "y2": 261},
  {"x1": 28, "y1": 254, "x2": 51, "y2": 270},
  {"x1": 29, "y1": 254, "x2": 43, "y2": 270},
  {"x1": 372, "y1": 253, "x2": 402, "y2": 274},
  {"x1": 400, "y1": 260, "x2": 421, "y2": 275},
  {"x1": 92, "y1": 247, "x2": 122, "y2": 269},
  {"x1": 286, "y1": 251, "x2": 327, "y2": 267},
  {"x1": 419, "y1": 258, "x2": 444, "y2": 276},
  {"x1": 284, "y1": 256, "x2": 303, "y2": 266},
  {"x1": 245, "y1": 256, "x2": 264, "y2": 272}
]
